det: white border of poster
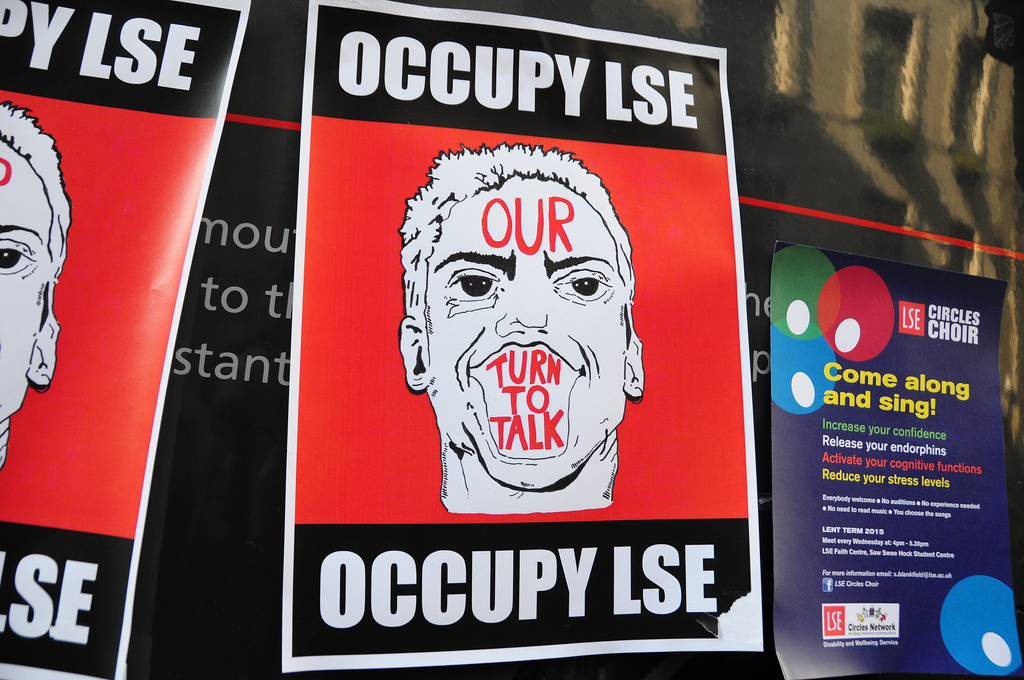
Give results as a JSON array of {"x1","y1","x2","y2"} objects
[{"x1": 285, "y1": 0, "x2": 760, "y2": 670}]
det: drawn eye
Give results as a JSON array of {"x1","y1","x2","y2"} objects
[
  {"x1": 459, "y1": 275, "x2": 494, "y2": 298},
  {"x1": 571, "y1": 277, "x2": 601, "y2": 297},
  {"x1": 556, "y1": 270, "x2": 611, "y2": 303},
  {"x1": 0, "y1": 249, "x2": 23, "y2": 270},
  {"x1": 444, "y1": 269, "x2": 502, "y2": 318},
  {"x1": 0, "y1": 245, "x2": 34, "y2": 274}
]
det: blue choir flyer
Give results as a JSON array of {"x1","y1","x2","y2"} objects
[{"x1": 771, "y1": 243, "x2": 1021, "y2": 678}]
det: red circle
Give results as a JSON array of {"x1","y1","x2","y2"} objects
[{"x1": 818, "y1": 266, "x2": 894, "y2": 361}]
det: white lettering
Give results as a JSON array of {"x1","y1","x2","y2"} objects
[
  {"x1": 641, "y1": 544, "x2": 681, "y2": 614},
  {"x1": 319, "y1": 550, "x2": 365, "y2": 629},
  {"x1": 338, "y1": 31, "x2": 380, "y2": 96},
  {"x1": 421, "y1": 550, "x2": 466, "y2": 626},
  {"x1": 555, "y1": 54, "x2": 589, "y2": 117},
  {"x1": 684, "y1": 544, "x2": 716, "y2": 612},
  {"x1": 383, "y1": 35, "x2": 425, "y2": 101},
  {"x1": 558, "y1": 547, "x2": 596, "y2": 617},
  {"x1": 79, "y1": 12, "x2": 113, "y2": 79},
  {"x1": 28, "y1": 3, "x2": 73, "y2": 70},
  {"x1": 157, "y1": 23, "x2": 200, "y2": 90},
  {"x1": 429, "y1": 40, "x2": 470, "y2": 105},
  {"x1": 370, "y1": 551, "x2": 416, "y2": 627},
  {"x1": 0, "y1": 0, "x2": 27, "y2": 37},
  {"x1": 474, "y1": 45, "x2": 514, "y2": 109},
  {"x1": 517, "y1": 549, "x2": 556, "y2": 620},
  {"x1": 50, "y1": 560, "x2": 97, "y2": 644},
  {"x1": 669, "y1": 70, "x2": 698, "y2": 128},
  {"x1": 9, "y1": 554, "x2": 57, "y2": 638},
  {"x1": 114, "y1": 17, "x2": 160, "y2": 84},
  {"x1": 471, "y1": 550, "x2": 514, "y2": 624},
  {"x1": 517, "y1": 50, "x2": 554, "y2": 112},
  {"x1": 612, "y1": 545, "x2": 641, "y2": 614},
  {"x1": 604, "y1": 61, "x2": 631, "y2": 121},
  {"x1": 632, "y1": 64, "x2": 668, "y2": 125}
]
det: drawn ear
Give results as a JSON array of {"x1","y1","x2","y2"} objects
[
  {"x1": 624, "y1": 333, "x2": 644, "y2": 403},
  {"x1": 27, "y1": 315, "x2": 59, "y2": 391},
  {"x1": 399, "y1": 316, "x2": 429, "y2": 393}
]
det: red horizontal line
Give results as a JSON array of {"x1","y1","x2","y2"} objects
[
  {"x1": 739, "y1": 195, "x2": 1024, "y2": 262},
  {"x1": 225, "y1": 113, "x2": 301, "y2": 131}
]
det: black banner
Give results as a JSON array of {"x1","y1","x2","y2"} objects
[
  {"x1": 0, "y1": 522, "x2": 132, "y2": 679},
  {"x1": 0, "y1": 0, "x2": 243, "y2": 116},
  {"x1": 312, "y1": 5, "x2": 727, "y2": 153},
  {"x1": 292, "y1": 519, "x2": 751, "y2": 658}
]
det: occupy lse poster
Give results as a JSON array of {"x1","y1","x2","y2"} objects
[
  {"x1": 771, "y1": 244, "x2": 1020, "y2": 677},
  {"x1": 0, "y1": 0, "x2": 247, "y2": 678},
  {"x1": 285, "y1": 0, "x2": 760, "y2": 670}
]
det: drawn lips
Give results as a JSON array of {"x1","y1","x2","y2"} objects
[{"x1": 468, "y1": 343, "x2": 579, "y2": 461}]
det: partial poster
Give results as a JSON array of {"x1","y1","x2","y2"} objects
[
  {"x1": 0, "y1": 1, "x2": 248, "y2": 678},
  {"x1": 772, "y1": 244, "x2": 1020, "y2": 677},
  {"x1": 285, "y1": 0, "x2": 761, "y2": 670}
]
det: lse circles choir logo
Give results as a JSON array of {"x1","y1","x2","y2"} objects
[{"x1": 898, "y1": 300, "x2": 983, "y2": 345}]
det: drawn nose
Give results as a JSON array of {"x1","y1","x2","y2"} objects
[{"x1": 496, "y1": 310, "x2": 548, "y2": 337}]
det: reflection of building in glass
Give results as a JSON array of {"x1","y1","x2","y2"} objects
[
  {"x1": 861, "y1": 7, "x2": 917, "y2": 127},
  {"x1": 765, "y1": 0, "x2": 1016, "y2": 259}
]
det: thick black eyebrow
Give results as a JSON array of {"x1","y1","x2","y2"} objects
[
  {"x1": 543, "y1": 252, "x2": 612, "y2": 279},
  {"x1": 0, "y1": 225, "x2": 44, "y2": 242},
  {"x1": 434, "y1": 251, "x2": 517, "y2": 281}
]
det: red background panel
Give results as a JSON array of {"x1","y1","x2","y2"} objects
[
  {"x1": 296, "y1": 117, "x2": 750, "y2": 525},
  {"x1": 0, "y1": 92, "x2": 216, "y2": 539}
]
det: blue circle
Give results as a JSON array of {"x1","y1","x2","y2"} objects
[
  {"x1": 770, "y1": 327, "x2": 836, "y2": 414},
  {"x1": 940, "y1": 575, "x2": 1022, "y2": 674}
]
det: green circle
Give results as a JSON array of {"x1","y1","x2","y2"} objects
[{"x1": 770, "y1": 245, "x2": 836, "y2": 339}]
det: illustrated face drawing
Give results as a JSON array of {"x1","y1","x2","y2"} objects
[
  {"x1": 0, "y1": 102, "x2": 70, "y2": 471},
  {"x1": 399, "y1": 144, "x2": 644, "y2": 514}
]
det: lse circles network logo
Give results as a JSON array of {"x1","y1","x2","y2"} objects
[
  {"x1": 822, "y1": 603, "x2": 899, "y2": 639},
  {"x1": 772, "y1": 245, "x2": 894, "y2": 414}
]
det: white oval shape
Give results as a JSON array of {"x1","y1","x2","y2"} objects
[
  {"x1": 982, "y1": 631, "x2": 1012, "y2": 667},
  {"x1": 786, "y1": 300, "x2": 810, "y2": 335},
  {"x1": 835, "y1": 318, "x2": 861, "y2": 353},
  {"x1": 791, "y1": 372, "x2": 815, "y2": 408}
]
